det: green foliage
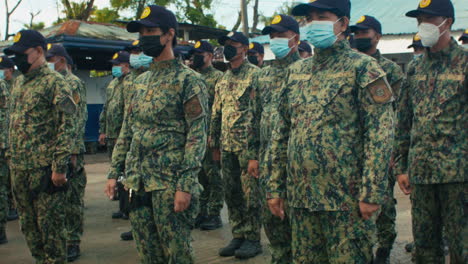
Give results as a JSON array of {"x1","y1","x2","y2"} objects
[
  {"x1": 23, "y1": 22, "x2": 45, "y2": 30},
  {"x1": 91, "y1": 7, "x2": 120, "y2": 23}
]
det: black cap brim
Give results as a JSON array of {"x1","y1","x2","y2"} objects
[
  {"x1": 261, "y1": 25, "x2": 289, "y2": 35},
  {"x1": 350, "y1": 24, "x2": 371, "y2": 33},
  {"x1": 292, "y1": 3, "x2": 336, "y2": 16},
  {"x1": 218, "y1": 36, "x2": 231, "y2": 45},
  {"x1": 127, "y1": 20, "x2": 161, "y2": 33},
  {"x1": 109, "y1": 59, "x2": 122, "y2": 64},
  {"x1": 459, "y1": 36, "x2": 468, "y2": 41},
  {"x1": 3, "y1": 44, "x2": 28, "y2": 55},
  {"x1": 406, "y1": 9, "x2": 444, "y2": 18}
]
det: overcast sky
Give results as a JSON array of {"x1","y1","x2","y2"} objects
[{"x1": 0, "y1": 0, "x2": 288, "y2": 39}]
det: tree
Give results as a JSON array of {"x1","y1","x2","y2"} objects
[
  {"x1": 4, "y1": 0, "x2": 23, "y2": 40},
  {"x1": 259, "y1": 1, "x2": 297, "y2": 26},
  {"x1": 110, "y1": 0, "x2": 172, "y2": 19},
  {"x1": 23, "y1": 11, "x2": 45, "y2": 30},
  {"x1": 90, "y1": 7, "x2": 119, "y2": 23},
  {"x1": 61, "y1": 0, "x2": 95, "y2": 21}
]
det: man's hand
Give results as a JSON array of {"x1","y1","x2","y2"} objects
[
  {"x1": 174, "y1": 191, "x2": 192, "y2": 213},
  {"x1": 396, "y1": 174, "x2": 412, "y2": 195},
  {"x1": 98, "y1": 133, "x2": 106, "y2": 145},
  {"x1": 105, "y1": 179, "x2": 117, "y2": 200},
  {"x1": 359, "y1": 201, "x2": 380, "y2": 220},
  {"x1": 51, "y1": 171, "x2": 67, "y2": 187},
  {"x1": 71, "y1": 154, "x2": 77, "y2": 168},
  {"x1": 248, "y1": 160, "x2": 259, "y2": 178},
  {"x1": 268, "y1": 198, "x2": 285, "y2": 220},
  {"x1": 212, "y1": 149, "x2": 221, "y2": 161}
]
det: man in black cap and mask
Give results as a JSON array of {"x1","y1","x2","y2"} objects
[
  {"x1": 408, "y1": 33, "x2": 426, "y2": 59},
  {"x1": 247, "y1": 42, "x2": 265, "y2": 67},
  {"x1": 298, "y1": 40, "x2": 313, "y2": 58},
  {"x1": 190, "y1": 40, "x2": 224, "y2": 231},
  {"x1": 395, "y1": 0, "x2": 467, "y2": 263},
  {"x1": 210, "y1": 31, "x2": 262, "y2": 259},
  {"x1": 105, "y1": 5, "x2": 208, "y2": 263},
  {"x1": 351, "y1": 16, "x2": 404, "y2": 263},
  {"x1": 4, "y1": 29, "x2": 76, "y2": 264}
]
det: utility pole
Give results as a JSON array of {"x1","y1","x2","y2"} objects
[{"x1": 240, "y1": 0, "x2": 249, "y2": 36}]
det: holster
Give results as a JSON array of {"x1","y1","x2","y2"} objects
[{"x1": 30, "y1": 166, "x2": 69, "y2": 201}]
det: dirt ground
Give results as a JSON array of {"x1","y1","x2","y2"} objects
[{"x1": 0, "y1": 153, "x2": 415, "y2": 264}]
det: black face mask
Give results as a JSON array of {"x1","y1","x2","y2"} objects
[
  {"x1": 247, "y1": 55, "x2": 259, "y2": 66},
  {"x1": 139, "y1": 35, "x2": 166, "y2": 58},
  {"x1": 193, "y1": 54, "x2": 205, "y2": 69},
  {"x1": 355, "y1": 38, "x2": 373, "y2": 52},
  {"x1": 13, "y1": 53, "x2": 32, "y2": 74},
  {"x1": 223, "y1": 45, "x2": 238, "y2": 61}
]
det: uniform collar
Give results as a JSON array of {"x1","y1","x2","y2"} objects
[
  {"x1": 371, "y1": 50, "x2": 382, "y2": 61},
  {"x1": 23, "y1": 63, "x2": 49, "y2": 82},
  {"x1": 199, "y1": 65, "x2": 215, "y2": 74},
  {"x1": 229, "y1": 60, "x2": 249, "y2": 75},
  {"x1": 273, "y1": 51, "x2": 301, "y2": 67},
  {"x1": 427, "y1": 38, "x2": 460, "y2": 61},
  {"x1": 314, "y1": 40, "x2": 350, "y2": 63},
  {"x1": 150, "y1": 59, "x2": 179, "y2": 71}
]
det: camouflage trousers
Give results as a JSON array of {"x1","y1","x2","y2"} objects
[
  {"x1": 221, "y1": 151, "x2": 261, "y2": 241},
  {"x1": 108, "y1": 138, "x2": 129, "y2": 211},
  {"x1": 106, "y1": 138, "x2": 117, "y2": 160},
  {"x1": 66, "y1": 154, "x2": 87, "y2": 245},
  {"x1": 0, "y1": 150, "x2": 8, "y2": 231},
  {"x1": 411, "y1": 183, "x2": 467, "y2": 264},
  {"x1": 11, "y1": 167, "x2": 67, "y2": 264},
  {"x1": 198, "y1": 151, "x2": 223, "y2": 216},
  {"x1": 289, "y1": 207, "x2": 374, "y2": 264},
  {"x1": 376, "y1": 173, "x2": 397, "y2": 250},
  {"x1": 129, "y1": 188, "x2": 198, "y2": 264}
]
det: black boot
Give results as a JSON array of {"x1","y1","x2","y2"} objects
[
  {"x1": 7, "y1": 209, "x2": 18, "y2": 221},
  {"x1": 194, "y1": 214, "x2": 207, "y2": 229},
  {"x1": 219, "y1": 238, "x2": 244, "y2": 257},
  {"x1": 200, "y1": 215, "x2": 222, "y2": 230},
  {"x1": 120, "y1": 231, "x2": 133, "y2": 241},
  {"x1": 112, "y1": 211, "x2": 124, "y2": 219},
  {"x1": 234, "y1": 240, "x2": 262, "y2": 259},
  {"x1": 67, "y1": 244, "x2": 81, "y2": 262},
  {"x1": 0, "y1": 228, "x2": 7, "y2": 244},
  {"x1": 374, "y1": 248, "x2": 390, "y2": 264},
  {"x1": 405, "y1": 242, "x2": 414, "y2": 253}
]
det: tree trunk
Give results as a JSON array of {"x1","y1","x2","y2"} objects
[
  {"x1": 252, "y1": 0, "x2": 259, "y2": 32},
  {"x1": 82, "y1": 0, "x2": 95, "y2": 21},
  {"x1": 4, "y1": 0, "x2": 23, "y2": 40},
  {"x1": 232, "y1": 10, "x2": 242, "y2": 32}
]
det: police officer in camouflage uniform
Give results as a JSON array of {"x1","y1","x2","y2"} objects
[
  {"x1": 247, "y1": 42, "x2": 265, "y2": 68},
  {"x1": 99, "y1": 50, "x2": 131, "y2": 219},
  {"x1": 210, "y1": 31, "x2": 262, "y2": 259},
  {"x1": 190, "y1": 40, "x2": 224, "y2": 230},
  {"x1": 4, "y1": 29, "x2": 76, "y2": 264},
  {"x1": 298, "y1": 40, "x2": 313, "y2": 59},
  {"x1": 247, "y1": 14, "x2": 302, "y2": 264},
  {"x1": 266, "y1": 1, "x2": 394, "y2": 263},
  {"x1": 105, "y1": 5, "x2": 208, "y2": 264},
  {"x1": 459, "y1": 29, "x2": 468, "y2": 46},
  {"x1": 0, "y1": 56, "x2": 14, "y2": 245},
  {"x1": 408, "y1": 33, "x2": 426, "y2": 59},
  {"x1": 395, "y1": 1, "x2": 467, "y2": 263},
  {"x1": 351, "y1": 15, "x2": 405, "y2": 263},
  {"x1": 46, "y1": 43, "x2": 88, "y2": 262}
]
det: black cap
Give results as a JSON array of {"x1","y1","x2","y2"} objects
[
  {"x1": 298, "y1": 41, "x2": 312, "y2": 53},
  {"x1": 261, "y1": 15, "x2": 300, "y2": 35},
  {"x1": 0, "y1": 56, "x2": 15, "y2": 69},
  {"x1": 109, "y1": 51, "x2": 130, "y2": 64},
  {"x1": 192, "y1": 40, "x2": 214, "y2": 53},
  {"x1": 46, "y1": 43, "x2": 70, "y2": 59},
  {"x1": 407, "y1": 33, "x2": 424, "y2": 49},
  {"x1": 124, "y1": 39, "x2": 142, "y2": 52},
  {"x1": 248, "y1": 42, "x2": 264, "y2": 55},
  {"x1": 218, "y1": 31, "x2": 249, "y2": 46},
  {"x1": 127, "y1": 5, "x2": 178, "y2": 33},
  {"x1": 406, "y1": 0, "x2": 455, "y2": 21},
  {"x1": 3, "y1": 30, "x2": 47, "y2": 55},
  {"x1": 350, "y1": 15, "x2": 382, "y2": 35},
  {"x1": 66, "y1": 55, "x2": 74, "y2": 66},
  {"x1": 292, "y1": 0, "x2": 351, "y2": 18},
  {"x1": 459, "y1": 29, "x2": 468, "y2": 41}
]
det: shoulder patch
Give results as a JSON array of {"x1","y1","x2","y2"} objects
[
  {"x1": 184, "y1": 95, "x2": 203, "y2": 119},
  {"x1": 368, "y1": 78, "x2": 393, "y2": 104}
]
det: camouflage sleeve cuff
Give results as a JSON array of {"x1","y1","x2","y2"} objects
[
  {"x1": 52, "y1": 162, "x2": 68, "y2": 174},
  {"x1": 266, "y1": 192, "x2": 285, "y2": 199},
  {"x1": 359, "y1": 194, "x2": 384, "y2": 205},
  {"x1": 107, "y1": 170, "x2": 120, "y2": 180},
  {"x1": 176, "y1": 176, "x2": 196, "y2": 194}
]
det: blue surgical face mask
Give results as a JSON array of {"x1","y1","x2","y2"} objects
[
  {"x1": 48, "y1": 62, "x2": 56, "y2": 71},
  {"x1": 112, "y1": 66, "x2": 123, "y2": 78},
  {"x1": 270, "y1": 36, "x2": 295, "y2": 59},
  {"x1": 0, "y1": 70, "x2": 5, "y2": 80},
  {"x1": 303, "y1": 19, "x2": 342, "y2": 49},
  {"x1": 130, "y1": 53, "x2": 153, "y2": 69}
]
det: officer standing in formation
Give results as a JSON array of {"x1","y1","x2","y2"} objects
[
  {"x1": 210, "y1": 31, "x2": 263, "y2": 259},
  {"x1": 351, "y1": 15, "x2": 405, "y2": 263},
  {"x1": 248, "y1": 14, "x2": 302, "y2": 264},
  {"x1": 0, "y1": 56, "x2": 14, "y2": 245},
  {"x1": 395, "y1": 0, "x2": 467, "y2": 263},
  {"x1": 408, "y1": 33, "x2": 426, "y2": 58},
  {"x1": 105, "y1": 5, "x2": 208, "y2": 263},
  {"x1": 297, "y1": 40, "x2": 313, "y2": 58},
  {"x1": 247, "y1": 42, "x2": 265, "y2": 67},
  {"x1": 190, "y1": 40, "x2": 225, "y2": 230},
  {"x1": 459, "y1": 28, "x2": 468, "y2": 46},
  {"x1": 4, "y1": 29, "x2": 76, "y2": 264}
]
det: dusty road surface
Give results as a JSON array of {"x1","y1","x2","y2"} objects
[{"x1": 0, "y1": 153, "x2": 414, "y2": 264}]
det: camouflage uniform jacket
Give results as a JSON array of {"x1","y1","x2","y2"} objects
[
  {"x1": 8, "y1": 64, "x2": 76, "y2": 173},
  {"x1": 63, "y1": 71, "x2": 87, "y2": 155},
  {"x1": 248, "y1": 51, "x2": 301, "y2": 161},
  {"x1": 123, "y1": 68, "x2": 147, "y2": 112},
  {"x1": 0, "y1": 79, "x2": 9, "y2": 150},
  {"x1": 265, "y1": 40, "x2": 394, "y2": 210},
  {"x1": 372, "y1": 50, "x2": 404, "y2": 104},
  {"x1": 199, "y1": 66, "x2": 223, "y2": 115},
  {"x1": 394, "y1": 38, "x2": 467, "y2": 184},
  {"x1": 210, "y1": 61, "x2": 260, "y2": 152},
  {"x1": 108, "y1": 59, "x2": 209, "y2": 194},
  {"x1": 99, "y1": 74, "x2": 130, "y2": 139}
]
